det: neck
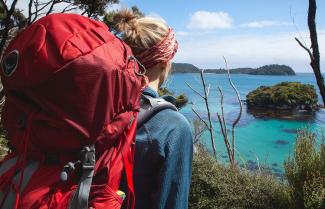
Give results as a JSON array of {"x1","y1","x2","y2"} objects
[{"x1": 147, "y1": 79, "x2": 160, "y2": 92}]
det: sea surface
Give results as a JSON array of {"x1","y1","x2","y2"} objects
[{"x1": 164, "y1": 73, "x2": 325, "y2": 175}]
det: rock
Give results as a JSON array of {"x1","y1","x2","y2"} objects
[
  {"x1": 272, "y1": 163, "x2": 278, "y2": 167},
  {"x1": 282, "y1": 129, "x2": 298, "y2": 134},
  {"x1": 275, "y1": 140, "x2": 289, "y2": 145}
]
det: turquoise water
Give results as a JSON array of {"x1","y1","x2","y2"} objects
[{"x1": 165, "y1": 73, "x2": 325, "y2": 174}]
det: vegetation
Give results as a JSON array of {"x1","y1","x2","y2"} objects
[
  {"x1": 246, "y1": 82, "x2": 318, "y2": 110},
  {"x1": 172, "y1": 63, "x2": 200, "y2": 73},
  {"x1": 190, "y1": 146, "x2": 290, "y2": 209},
  {"x1": 190, "y1": 128, "x2": 325, "y2": 209},
  {"x1": 249, "y1": 64, "x2": 296, "y2": 75},
  {"x1": 172, "y1": 63, "x2": 296, "y2": 75},
  {"x1": 285, "y1": 129, "x2": 325, "y2": 209},
  {"x1": 158, "y1": 87, "x2": 188, "y2": 109}
]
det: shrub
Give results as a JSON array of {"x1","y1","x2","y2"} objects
[
  {"x1": 190, "y1": 147, "x2": 290, "y2": 209},
  {"x1": 284, "y1": 129, "x2": 325, "y2": 209},
  {"x1": 158, "y1": 87, "x2": 188, "y2": 109},
  {"x1": 246, "y1": 82, "x2": 318, "y2": 110}
]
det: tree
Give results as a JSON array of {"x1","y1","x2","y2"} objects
[
  {"x1": 186, "y1": 58, "x2": 243, "y2": 167},
  {"x1": 74, "y1": 0, "x2": 118, "y2": 18},
  {"x1": 0, "y1": 0, "x2": 120, "y2": 57},
  {"x1": 295, "y1": 0, "x2": 325, "y2": 105}
]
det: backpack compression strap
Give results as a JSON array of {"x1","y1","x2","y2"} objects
[
  {"x1": 68, "y1": 145, "x2": 95, "y2": 209},
  {"x1": 137, "y1": 94, "x2": 178, "y2": 129}
]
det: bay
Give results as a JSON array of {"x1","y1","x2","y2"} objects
[{"x1": 165, "y1": 73, "x2": 325, "y2": 175}]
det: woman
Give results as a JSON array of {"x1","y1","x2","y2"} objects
[{"x1": 113, "y1": 10, "x2": 193, "y2": 209}]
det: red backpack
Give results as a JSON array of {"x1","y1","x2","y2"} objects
[{"x1": 0, "y1": 13, "x2": 145, "y2": 209}]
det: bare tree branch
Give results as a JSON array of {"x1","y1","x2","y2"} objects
[
  {"x1": 46, "y1": 0, "x2": 57, "y2": 16},
  {"x1": 191, "y1": 105, "x2": 209, "y2": 130},
  {"x1": 188, "y1": 70, "x2": 218, "y2": 159},
  {"x1": 62, "y1": 6, "x2": 78, "y2": 13},
  {"x1": 218, "y1": 86, "x2": 228, "y2": 137},
  {"x1": 206, "y1": 84, "x2": 211, "y2": 97},
  {"x1": 31, "y1": 0, "x2": 40, "y2": 23},
  {"x1": 27, "y1": 0, "x2": 33, "y2": 24},
  {"x1": 81, "y1": 10, "x2": 87, "y2": 16},
  {"x1": 61, "y1": 3, "x2": 77, "y2": 13},
  {"x1": 290, "y1": 6, "x2": 308, "y2": 48},
  {"x1": 186, "y1": 82, "x2": 205, "y2": 99},
  {"x1": 217, "y1": 113, "x2": 232, "y2": 163},
  {"x1": 223, "y1": 56, "x2": 242, "y2": 167},
  {"x1": 217, "y1": 86, "x2": 234, "y2": 166},
  {"x1": 295, "y1": 37, "x2": 314, "y2": 62},
  {"x1": 199, "y1": 70, "x2": 217, "y2": 159},
  {"x1": 193, "y1": 119, "x2": 207, "y2": 144}
]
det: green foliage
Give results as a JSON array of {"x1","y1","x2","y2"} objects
[
  {"x1": 190, "y1": 147, "x2": 290, "y2": 209},
  {"x1": 172, "y1": 63, "x2": 295, "y2": 75},
  {"x1": 284, "y1": 129, "x2": 325, "y2": 209},
  {"x1": 248, "y1": 64, "x2": 296, "y2": 75},
  {"x1": 0, "y1": 2, "x2": 27, "y2": 32},
  {"x1": 158, "y1": 87, "x2": 188, "y2": 109},
  {"x1": 246, "y1": 82, "x2": 318, "y2": 110},
  {"x1": 74, "y1": 0, "x2": 119, "y2": 18}
]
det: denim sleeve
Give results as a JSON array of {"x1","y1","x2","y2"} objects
[{"x1": 153, "y1": 111, "x2": 193, "y2": 209}]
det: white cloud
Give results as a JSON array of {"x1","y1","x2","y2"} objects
[
  {"x1": 240, "y1": 21, "x2": 293, "y2": 28},
  {"x1": 173, "y1": 29, "x2": 325, "y2": 72},
  {"x1": 187, "y1": 11, "x2": 233, "y2": 30}
]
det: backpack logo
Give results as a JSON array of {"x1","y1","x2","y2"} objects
[{"x1": 2, "y1": 50, "x2": 19, "y2": 77}]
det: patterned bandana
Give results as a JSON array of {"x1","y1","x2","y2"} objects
[{"x1": 136, "y1": 28, "x2": 178, "y2": 69}]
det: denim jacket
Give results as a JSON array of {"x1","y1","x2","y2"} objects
[{"x1": 133, "y1": 87, "x2": 193, "y2": 209}]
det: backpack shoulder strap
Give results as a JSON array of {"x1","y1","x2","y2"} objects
[{"x1": 137, "y1": 94, "x2": 178, "y2": 129}]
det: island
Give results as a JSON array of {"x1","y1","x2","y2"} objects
[
  {"x1": 246, "y1": 82, "x2": 318, "y2": 111},
  {"x1": 172, "y1": 63, "x2": 296, "y2": 75}
]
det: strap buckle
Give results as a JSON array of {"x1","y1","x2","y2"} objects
[{"x1": 81, "y1": 145, "x2": 95, "y2": 170}]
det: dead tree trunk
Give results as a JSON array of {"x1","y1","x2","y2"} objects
[{"x1": 296, "y1": 0, "x2": 325, "y2": 105}]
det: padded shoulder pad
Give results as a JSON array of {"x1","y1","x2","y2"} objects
[{"x1": 137, "y1": 94, "x2": 178, "y2": 128}]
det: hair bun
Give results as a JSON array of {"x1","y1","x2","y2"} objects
[{"x1": 113, "y1": 9, "x2": 139, "y2": 38}]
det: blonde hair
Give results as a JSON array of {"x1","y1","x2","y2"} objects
[{"x1": 113, "y1": 9, "x2": 169, "y2": 55}]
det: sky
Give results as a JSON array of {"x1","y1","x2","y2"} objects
[
  {"x1": 13, "y1": 0, "x2": 325, "y2": 72},
  {"x1": 118, "y1": 0, "x2": 325, "y2": 72}
]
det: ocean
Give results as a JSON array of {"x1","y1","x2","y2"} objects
[{"x1": 164, "y1": 73, "x2": 325, "y2": 175}]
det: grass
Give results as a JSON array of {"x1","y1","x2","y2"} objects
[{"x1": 189, "y1": 146, "x2": 290, "y2": 209}]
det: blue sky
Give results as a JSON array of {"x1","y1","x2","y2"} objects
[
  {"x1": 14, "y1": 0, "x2": 325, "y2": 72},
  {"x1": 118, "y1": 0, "x2": 325, "y2": 72}
]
